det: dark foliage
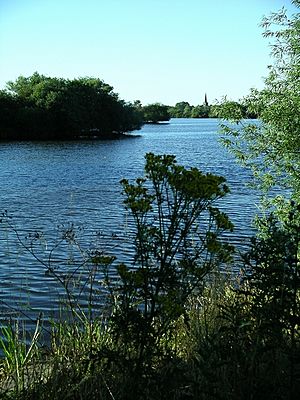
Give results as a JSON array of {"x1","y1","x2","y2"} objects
[
  {"x1": 141, "y1": 103, "x2": 171, "y2": 123},
  {"x1": 0, "y1": 73, "x2": 143, "y2": 140}
]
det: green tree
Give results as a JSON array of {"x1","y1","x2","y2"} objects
[
  {"x1": 218, "y1": 2, "x2": 300, "y2": 216},
  {"x1": 169, "y1": 101, "x2": 214, "y2": 118},
  {"x1": 141, "y1": 103, "x2": 170, "y2": 123},
  {"x1": 191, "y1": 104, "x2": 210, "y2": 118},
  {"x1": 214, "y1": 201, "x2": 300, "y2": 399},
  {"x1": 182, "y1": 103, "x2": 192, "y2": 117},
  {"x1": 0, "y1": 90, "x2": 21, "y2": 139},
  {"x1": 213, "y1": 8, "x2": 300, "y2": 393},
  {"x1": 0, "y1": 73, "x2": 143, "y2": 140},
  {"x1": 169, "y1": 101, "x2": 191, "y2": 118}
]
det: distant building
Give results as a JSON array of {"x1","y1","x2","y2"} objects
[{"x1": 204, "y1": 93, "x2": 208, "y2": 106}]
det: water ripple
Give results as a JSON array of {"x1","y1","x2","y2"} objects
[{"x1": 0, "y1": 118, "x2": 260, "y2": 329}]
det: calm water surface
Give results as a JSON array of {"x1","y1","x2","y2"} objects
[{"x1": 0, "y1": 119, "x2": 260, "y2": 326}]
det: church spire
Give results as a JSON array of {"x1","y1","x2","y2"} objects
[{"x1": 204, "y1": 93, "x2": 208, "y2": 106}]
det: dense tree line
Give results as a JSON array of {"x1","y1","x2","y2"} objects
[
  {"x1": 139, "y1": 102, "x2": 170, "y2": 123},
  {"x1": 168, "y1": 100, "x2": 258, "y2": 119},
  {"x1": 135, "y1": 100, "x2": 257, "y2": 125},
  {"x1": 169, "y1": 101, "x2": 211, "y2": 118},
  {"x1": 0, "y1": 73, "x2": 259, "y2": 141},
  {"x1": 0, "y1": 73, "x2": 144, "y2": 140}
]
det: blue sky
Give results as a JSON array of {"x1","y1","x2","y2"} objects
[{"x1": 0, "y1": 0, "x2": 298, "y2": 105}]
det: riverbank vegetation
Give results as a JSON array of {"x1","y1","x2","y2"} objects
[
  {"x1": 0, "y1": 1, "x2": 300, "y2": 399},
  {"x1": 168, "y1": 100, "x2": 257, "y2": 119},
  {"x1": 0, "y1": 74, "x2": 144, "y2": 141},
  {"x1": 0, "y1": 69, "x2": 259, "y2": 141},
  {"x1": 218, "y1": 0, "x2": 300, "y2": 220},
  {"x1": 139, "y1": 102, "x2": 171, "y2": 123},
  {"x1": 0, "y1": 74, "x2": 255, "y2": 142}
]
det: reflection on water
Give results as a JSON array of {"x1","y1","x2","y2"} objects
[{"x1": 0, "y1": 118, "x2": 260, "y2": 328}]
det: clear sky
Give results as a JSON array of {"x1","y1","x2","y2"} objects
[{"x1": 0, "y1": 0, "x2": 298, "y2": 105}]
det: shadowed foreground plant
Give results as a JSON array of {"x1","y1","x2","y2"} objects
[
  {"x1": 188, "y1": 202, "x2": 300, "y2": 400},
  {"x1": 109, "y1": 152, "x2": 234, "y2": 396}
]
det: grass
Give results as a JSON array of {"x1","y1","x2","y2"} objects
[{"x1": 1, "y1": 272, "x2": 299, "y2": 400}]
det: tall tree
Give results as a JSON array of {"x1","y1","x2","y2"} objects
[
  {"x1": 169, "y1": 101, "x2": 192, "y2": 118},
  {"x1": 218, "y1": 1, "x2": 300, "y2": 217}
]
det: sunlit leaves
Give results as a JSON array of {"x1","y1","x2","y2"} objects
[{"x1": 218, "y1": 4, "x2": 300, "y2": 216}]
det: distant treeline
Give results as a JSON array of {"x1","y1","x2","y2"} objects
[
  {"x1": 168, "y1": 100, "x2": 258, "y2": 119},
  {"x1": 135, "y1": 100, "x2": 258, "y2": 123},
  {"x1": 0, "y1": 73, "x2": 258, "y2": 140}
]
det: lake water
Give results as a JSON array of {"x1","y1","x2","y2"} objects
[{"x1": 0, "y1": 118, "x2": 260, "y2": 328}]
